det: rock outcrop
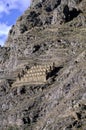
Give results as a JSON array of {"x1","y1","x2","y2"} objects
[{"x1": 0, "y1": 0, "x2": 86, "y2": 130}]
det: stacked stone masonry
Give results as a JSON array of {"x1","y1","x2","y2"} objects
[{"x1": 12, "y1": 63, "x2": 55, "y2": 87}]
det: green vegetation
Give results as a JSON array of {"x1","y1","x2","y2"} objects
[{"x1": 7, "y1": 126, "x2": 19, "y2": 130}]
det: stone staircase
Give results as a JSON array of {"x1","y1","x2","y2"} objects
[{"x1": 12, "y1": 63, "x2": 55, "y2": 88}]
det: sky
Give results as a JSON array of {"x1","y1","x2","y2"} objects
[{"x1": 0, "y1": 0, "x2": 31, "y2": 46}]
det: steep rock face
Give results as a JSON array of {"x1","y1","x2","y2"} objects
[
  {"x1": 3, "y1": 0, "x2": 86, "y2": 70},
  {"x1": 5, "y1": 0, "x2": 86, "y2": 47},
  {"x1": 0, "y1": 0, "x2": 86, "y2": 130}
]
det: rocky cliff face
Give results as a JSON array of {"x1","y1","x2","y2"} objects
[{"x1": 0, "y1": 0, "x2": 86, "y2": 130}]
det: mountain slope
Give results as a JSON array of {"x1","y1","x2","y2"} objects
[{"x1": 0, "y1": 0, "x2": 86, "y2": 130}]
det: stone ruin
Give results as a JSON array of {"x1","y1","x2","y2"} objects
[{"x1": 12, "y1": 63, "x2": 55, "y2": 87}]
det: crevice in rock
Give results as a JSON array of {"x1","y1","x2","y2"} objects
[
  {"x1": 47, "y1": 66, "x2": 63, "y2": 79},
  {"x1": 32, "y1": 45, "x2": 40, "y2": 53},
  {"x1": 20, "y1": 86, "x2": 26, "y2": 94},
  {"x1": 23, "y1": 117, "x2": 31, "y2": 124},
  {"x1": 63, "y1": 5, "x2": 82, "y2": 22}
]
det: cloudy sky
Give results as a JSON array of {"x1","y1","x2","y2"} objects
[{"x1": 0, "y1": 0, "x2": 31, "y2": 46}]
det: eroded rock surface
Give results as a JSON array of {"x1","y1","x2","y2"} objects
[{"x1": 0, "y1": 0, "x2": 86, "y2": 130}]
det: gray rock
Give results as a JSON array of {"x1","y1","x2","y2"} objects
[{"x1": 0, "y1": 0, "x2": 86, "y2": 129}]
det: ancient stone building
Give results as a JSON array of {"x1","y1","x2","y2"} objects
[{"x1": 12, "y1": 63, "x2": 55, "y2": 87}]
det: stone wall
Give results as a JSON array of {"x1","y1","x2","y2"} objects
[{"x1": 12, "y1": 63, "x2": 54, "y2": 87}]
